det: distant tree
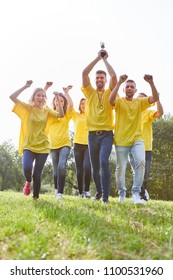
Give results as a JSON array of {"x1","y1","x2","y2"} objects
[{"x1": 0, "y1": 140, "x2": 23, "y2": 191}]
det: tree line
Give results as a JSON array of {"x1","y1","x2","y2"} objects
[{"x1": 0, "y1": 115, "x2": 173, "y2": 200}]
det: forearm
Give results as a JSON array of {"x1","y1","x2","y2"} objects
[
  {"x1": 156, "y1": 100, "x2": 164, "y2": 117},
  {"x1": 104, "y1": 59, "x2": 117, "y2": 89},
  {"x1": 148, "y1": 81, "x2": 159, "y2": 104},
  {"x1": 108, "y1": 81, "x2": 121, "y2": 105},
  {"x1": 57, "y1": 101, "x2": 64, "y2": 118},
  {"x1": 9, "y1": 85, "x2": 28, "y2": 103},
  {"x1": 82, "y1": 56, "x2": 101, "y2": 87},
  {"x1": 65, "y1": 92, "x2": 73, "y2": 110}
]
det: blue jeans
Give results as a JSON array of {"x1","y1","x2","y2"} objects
[
  {"x1": 74, "y1": 144, "x2": 91, "y2": 194},
  {"x1": 129, "y1": 150, "x2": 151, "y2": 198},
  {"x1": 50, "y1": 146, "x2": 71, "y2": 194},
  {"x1": 22, "y1": 149, "x2": 48, "y2": 198},
  {"x1": 115, "y1": 141, "x2": 145, "y2": 197},
  {"x1": 88, "y1": 131, "x2": 113, "y2": 200},
  {"x1": 141, "y1": 151, "x2": 152, "y2": 196}
]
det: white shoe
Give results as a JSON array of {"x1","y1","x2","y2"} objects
[
  {"x1": 56, "y1": 193, "x2": 62, "y2": 200},
  {"x1": 118, "y1": 196, "x2": 126, "y2": 203},
  {"x1": 79, "y1": 194, "x2": 84, "y2": 198},
  {"x1": 145, "y1": 190, "x2": 149, "y2": 200},
  {"x1": 84, "y1": 191, "x2": 91, "y2": 198},
  {"x1": 132, "y1": 194, "x2": 146, "y2": 205}
]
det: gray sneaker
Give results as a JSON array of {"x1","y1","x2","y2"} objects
[
  {"x1": 84, "y1": 191, "x2": 91, "y2": 199},
  {"x1": 118, "y1": 196, "x2": 126, "y2": 203},
  {"x1": 132, "y1": 194, "x2": 146, "y2": 205}
]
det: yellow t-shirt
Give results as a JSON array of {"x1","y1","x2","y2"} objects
[
  {"x1": 141, "y1": 110, "x2": 157, "y2": 151},
  {"x1": 72, "y1": 109, "x2": 88, "y2": 145},
  {"x1": 114, "y1": 97, "x2": 152, "y2": 146},
  {"x1": 81, "y1": 84, "x2": 114, "y2": 131},
  {"x1": 12, "y1": 101, "x2": 58, "y2": 156},
  {"x1": 46, "y1": 109, "x2": 73, "y2": 149}
]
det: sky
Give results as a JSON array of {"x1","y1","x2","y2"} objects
[{"x1": 0, "y1": 0, "x2": 173, "y2": 147}]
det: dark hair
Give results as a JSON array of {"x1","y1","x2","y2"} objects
[
  {"x1": 78, "y1": 98, "x2": 86, "y2": 114},
  {"x1": 96, "y1": 70, "x2": 107, "y2": 77},
  {"x1": 52, "y1": 93, "x2": 68, "y2": 114},
  {"x1": 139, "y1": 92, "x2": 147, "y2": 97},
  {"x1": 126, "y1": 79, "x2": 136, "y2": 86}
]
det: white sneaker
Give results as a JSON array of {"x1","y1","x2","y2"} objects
[
  {"x1": 57, "y1": 193, "x2": 62, "y2": 200},
  {"x1": 145, "y1": 190, "x2": 149, "y2": 200},
  {"x1": 79, "y1": 194, "x2": 84, "y2": 198},
  {"x1": 84, "y1": 191, "x2": 91, "y2": 199},
  {"x1": 118, "y1": 196, "x2": 126, "y2": 203},
  {"x1": 132, "y1": 194, "x2": 146, "y2": 205}
]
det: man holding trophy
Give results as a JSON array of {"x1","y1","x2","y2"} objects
[{"x1": 81, "y1": 43, "x2": 117, "y2": 203}]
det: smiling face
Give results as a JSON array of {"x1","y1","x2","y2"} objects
[
  {"x1": 124, "y1": 80, "x2": 137, "y2": 100},
  {"x1": 95, "y1": 71, "x2": 107, "y2": 91},
  {"x1": 30, "y1": 88, "x2": 47, "y2": 108},
  {"x1": 79, "y1": 98, "x2": 86, "y2": 113}
]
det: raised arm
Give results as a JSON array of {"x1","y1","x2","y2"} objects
[
  {"x1": 44, "y1": 81, "x2": 53, "y2": 91},
  {"x1": 9, "y1": 80, "x2": 33, "y2": 103},
  {"x1": 144, "y1": 75, "x2": 159, "y2": 104},
  {"x1": 82, "y1": 51, "x2": 103, "y2": 88},
  {"x1": 53, "y1": 92, "x2": 64, "y2": 118},
  {"x1": 102, "y1": 55, "x2": 117, "y2": 90},
  {"x1": 62, "y1": 85, "x2": 74, "y2": 111},
  {"x1": 154, "y1": 96, "x2": 164, "y2": 118},
  {"x1": 109, "y1": 75, "x2": 128, "y2": 105}
]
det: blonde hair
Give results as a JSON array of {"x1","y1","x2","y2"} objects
[{"x1": 29, "y1": 88, "x2": 47, "y2": 107}]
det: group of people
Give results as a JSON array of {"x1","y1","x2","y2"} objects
[{"x1": 10, "y1": 48, "x2": 163, "y2": 204}]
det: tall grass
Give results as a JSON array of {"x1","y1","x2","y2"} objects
[{"x1": 0, "y1": 191, "x2": 173, "y2": 260}]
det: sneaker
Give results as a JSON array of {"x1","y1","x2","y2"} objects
[
  {"x1": 102, "y1": 198, "x2": 109, "y2": 204},
  {"x1": 84, "y1": 191, "x2": 91, "y2": 199},
  {"x1": 23, "y1": 181, "x2": 31, "y2": 196},
  {"x1": 118, "y1": 196, "x2": 126, "y2": 203},
  {"x1": 132, "y1": 193, "x2": 146, "y2": 205},
  {"x1": 145, "y1": 189, "x2": 150, "y2": 201},
  {"x1": 56, "y1": 193, "x2": 62, "y2": 200},
  {"x1": 54, "y1": 189, "x2": 58, "y2": 198},
  {"x1": 79, "y1": 194, "x2": 84, "y2": 198},
  {"x1": 93, "y1": 192, "x2": 102, "y2": 201}
]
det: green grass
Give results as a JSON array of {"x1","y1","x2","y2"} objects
[{"x1": 0, "y1": 191, "x2": 173, "y2": 260}]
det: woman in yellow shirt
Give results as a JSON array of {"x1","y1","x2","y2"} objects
[
  {"x1": 72, "y1": 98, "x2": 91, "y2": 198},
  {"x1": 46, "y1": 85, "x2": 73, "y2": 200},
  {"x1": 9, "y1": 80, "x2": 64, "y2": 200}
]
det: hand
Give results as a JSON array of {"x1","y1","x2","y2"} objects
[
  {"x1": 46, "y1": 81, "x2": 53, "y2": 87},
  {"x1": 53, "y1": 91, "x2": 60, "y2": 96},
  {"x1": 26, "y1": 80, "x2": 33, "y2": 87},
  {"x1": 98, "y1": 49, "x2": 108, "y2": 59},
  {"x1": 119, "y1": 74, "x2": 128, "y2": 84},
  {"x1": 144, "y1": 74, "x2": 153, "y2": 83},
  {"x1": 63, "y1": 85, "x2": 73, "y2": 94}
]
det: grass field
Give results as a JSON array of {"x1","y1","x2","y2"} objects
[{"x1": 0, "y1": 191, "x2": 173, "y2": 260}]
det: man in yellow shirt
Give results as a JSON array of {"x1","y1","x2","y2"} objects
[
  {"x1": 81, "y1": 49, "x2": 117, "y2": 203},
  {"x1": 109, "y1": 74, "x2": 159, "y2": 204},
  {"x1": 137, "y1": 93, "x2": 164, "y2": 200}
]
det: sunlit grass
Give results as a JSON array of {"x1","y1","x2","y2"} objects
[{"x1": 0, "y1": 191, "x2": 173, "y2": 260}]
